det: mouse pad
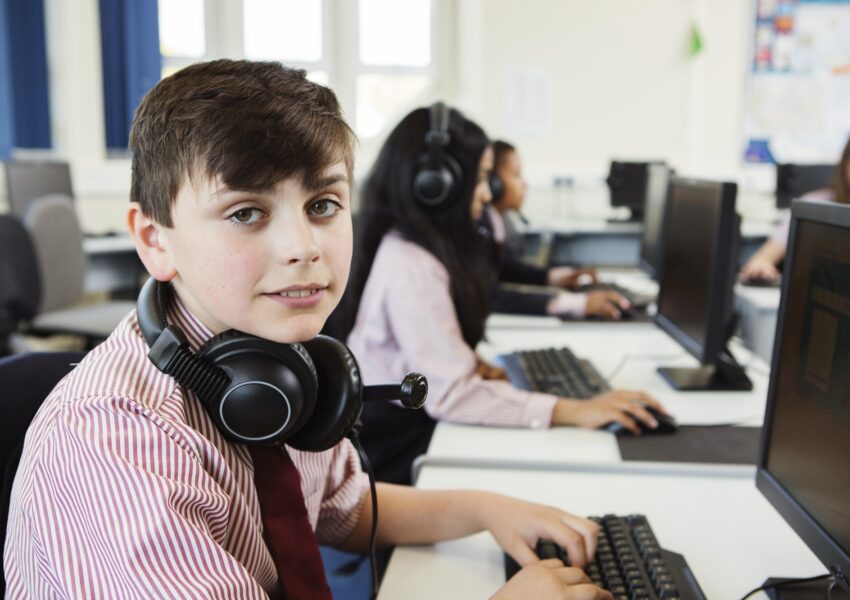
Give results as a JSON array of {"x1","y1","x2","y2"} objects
[{"x1": 617, "y1": 426, "x2": 762, "y2": 465}]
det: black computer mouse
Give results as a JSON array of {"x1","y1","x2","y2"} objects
[{"x1": 603, "y1": 405, "x2": 678, "y2": 435}]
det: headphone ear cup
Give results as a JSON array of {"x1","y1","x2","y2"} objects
[
  {"x1": 196, "y1": 333, "x2": 319, "y2": 444},
  {"x1": 288, "y1": 335, "x2": 363, "y2": 452},
  {"x1": 489, "y1": 172, "x2": 505, "y2": 203}
]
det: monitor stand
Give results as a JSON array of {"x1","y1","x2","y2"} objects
[
  {"x1": 657, "y1": 349, "x2": 753, "y2": 391},
  {"x1": 763, "y1": 576, "x2": 850, "y2": 598}
]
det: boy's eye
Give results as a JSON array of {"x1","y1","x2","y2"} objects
[
  {"x1": 228, "y1": 207, "x2": 264, "y2": 225},
  {"x1": 308, "y1": 198, "x2": 342, "y2": 218}
]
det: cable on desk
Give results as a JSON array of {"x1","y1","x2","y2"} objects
[{"x1": 738, "y1": 572, "x2": 833, "y2": 600}]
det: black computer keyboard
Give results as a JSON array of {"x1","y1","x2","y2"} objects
[
  {"x1": 499, "y1": 347, "x2": 611, "y2": 399},
  {"x1": 579, "y1": 282, "x2": 656, "y2": 310},
  {"x1": 504, "y1": 514, "x2": 706, "y2": 600}
]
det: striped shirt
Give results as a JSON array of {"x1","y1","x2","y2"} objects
[
  {"x1": 347, "y1": 233, "x2": 558, "y2": 429},
  {"x1": 4, "y1": 298, "x2": 368, "y2": 599}
]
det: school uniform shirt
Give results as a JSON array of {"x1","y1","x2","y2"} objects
[
  {"x1": 4, "y1": 297, "x2": 368, "y2": 599},
  {"x1": 347, "y1": 231, "x2": 558, "y2": 430},
  {"x1": 482, "y1": 206, "x2": 587, "y2": 317}
]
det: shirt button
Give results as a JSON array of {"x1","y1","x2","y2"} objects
[{"x1": 530, "y1": 418, "x2": 541, "y2": 428}]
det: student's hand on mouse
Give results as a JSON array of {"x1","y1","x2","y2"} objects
[
  {"x1": 547, "y1": 267, "x2": 599, "y2": 290},
  {"x1": 480, "y1": 495, "x2": 600, "y2": 569},
  {"x1": 740, "y1": 257, "x2": 780, "y2": 283},
  {"x1": 475, "y1": 356, "x2": 508, "y2": 381},
  {"x1": 552, "y1": 391, "x2": 667, "y2": 434},
  {"x1": 585, "y1": 291, "x2": 630, "y2": 320},
  {"x1": 492, "y1": 559, "x2": 613, "y2": 600}
]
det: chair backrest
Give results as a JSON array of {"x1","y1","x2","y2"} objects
[
  {"x1": 22, "y1": 194, "x2": 86, "y2": 312},
  {"x1": 0, "y1": 351, "x2": 84, "y2": 591},
  {"x1": 0, "y1": 215, "x2": 41, "y2": 345}
]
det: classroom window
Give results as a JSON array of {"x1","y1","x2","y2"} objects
[
  {"x1": 158, "y1": 0, "x2": 206, "y2": 79},
  {"x1": 243, "y1": 0, "x2": 322, "y2": 62}
]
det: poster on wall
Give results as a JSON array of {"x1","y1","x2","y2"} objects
[{"x1": 745, "y1": 0, "x2": 850, "y2": 164}]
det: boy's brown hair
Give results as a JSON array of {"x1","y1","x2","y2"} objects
[{"x1": 129, "y1": 59, "x2": 355, "y2": 226}]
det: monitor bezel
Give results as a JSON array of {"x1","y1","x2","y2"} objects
[
  {"x1": 654, "y1": 177, "x2": 739, "y2": 364},
  {"x1": 638, "y1": 164, "x2": 672, "y2": 280},
  {"x1": 756, "y1": 199, "x2": 850, "y2": 587}
]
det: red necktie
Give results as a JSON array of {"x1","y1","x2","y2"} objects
[{"x1": 250, "y1": 446, "x2": 333, "y2": 600}]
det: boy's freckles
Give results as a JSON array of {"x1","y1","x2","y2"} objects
[{"x1": 159, "y1": 164, "x2": 353, "y2": 343}]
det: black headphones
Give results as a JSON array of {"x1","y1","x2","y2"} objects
[
  {"x1": 412, "y1": 102, "x2": 463, "y2": 209},
  {"x1": 136, "y1": 277, "x2": 427, "y2": 452}
]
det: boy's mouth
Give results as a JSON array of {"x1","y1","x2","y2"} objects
[{"x1": 264, "y1": 284, "x2": 328, "y2": 308}]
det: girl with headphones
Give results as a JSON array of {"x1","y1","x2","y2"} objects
[
  {"x1": 331, "y1": 103, "x2": 668, "y2": 486},
  {"x1": 484, "y1": 140, "x2": 630, "y2": 320}
]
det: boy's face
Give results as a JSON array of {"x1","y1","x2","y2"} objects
[{"x1": 155, "y1": 162, "x2": 352, "y2": 343}]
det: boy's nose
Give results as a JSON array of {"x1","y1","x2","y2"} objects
[{"x1": 279, "y1": 218, "x2": 321, "y2": 264}]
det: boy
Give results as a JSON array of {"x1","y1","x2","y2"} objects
[{"x1": 4, "y1": 60, "x2": 610, "y2": 600}]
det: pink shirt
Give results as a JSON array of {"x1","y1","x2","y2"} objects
[
  {"x1": 4, "y1": 298, "x2": 367, "y2": 599},
  {"x1": 347, "y1": 233, "x2": 558, "y2": 429}
]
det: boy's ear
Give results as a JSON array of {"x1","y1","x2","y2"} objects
[{"x1": 127, "y1": 202, "x2": 177, "y2": 282}]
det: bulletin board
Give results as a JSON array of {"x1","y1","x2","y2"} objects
[{"x1": 745, "y1": 0, "x2": 850, "y2": 163}]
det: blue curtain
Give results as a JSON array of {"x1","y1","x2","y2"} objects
[
  {"x1": 0, "y1": 0, "x2": 51, "y2": 159},
  {"x1": 99, "y1": 0, "x2": 161, "y2": 150}
]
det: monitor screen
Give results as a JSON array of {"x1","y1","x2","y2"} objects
[
  {"x1": 759, "y1": 203, "x2": 850, "y2": 578},
  {"x1": 4, "y1": 161, "x2": 73, "y2": 218},
  {"x1": 639, "y1": 164, "x2": 671, "y2": 280},
  {"x1": 775, "y1": 163, "x2": 834, "y2": 209}
]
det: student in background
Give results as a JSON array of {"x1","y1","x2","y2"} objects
[
  {"x1": 741, "y1": 135, "x2": 850, "y2": 283},
  {"x1": 4, "y1": 63, "x2": 611, "y2": 600},
  {"x1": 333, "y1": 104, "x2": 667, "y2": 487},
  {"x1": 485, "y1": 140, "x2": 630, "y2": 320}
]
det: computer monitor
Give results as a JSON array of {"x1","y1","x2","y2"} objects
[
  {"x1": 4, "y1": 160, "x2": 74, "y2": 218},
  {"x1": 638, "y1": 164, "x2": 673, "y2": 280},
  {"x1": 755, "y1": 200, "x2": 850, "y2": 598},
  {"x1": 775, "y1": 163, "x2": 834, "y2": 210},
  {"x1": 606, "y1": 160, "x2": 665, "y2": 222},
  {"x1": 654, "y1": 177, "x2": 752, "y2": 391}
]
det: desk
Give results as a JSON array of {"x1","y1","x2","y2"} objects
[
  {"x1": 82, "y1": 234, "x2": 144, "y2": 295},
  {"x1": 379, "y1": 463, "x2": 824, "y2": 600},
  {"x1": 522, "y1": 219, "x2": 773, "y2": 269},
  {"x1": 735, "y1": 284, "x2": 782, "y2": 364},
  {"x1": 425, "y1": 323, "x2": 768, "y2": 472}
]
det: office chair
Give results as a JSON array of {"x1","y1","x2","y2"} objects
[
  {"x1": 0, "y1": 216, "x2": 41, "y2": 356},
  {"x1": 22, "y1": 194, "x2": 135, "y2": 346},
  {"x1": 0, "y1": 351, "x2": 84, "y2": 593}
]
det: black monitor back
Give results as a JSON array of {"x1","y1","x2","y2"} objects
[
  {"x1": 606, "y1": 160, "x2": 665, "y2": 220},
  {"x1": 4, "y1": 160, "x2": 73, "y2": 218},
  {"x1": 655, "y1": 177, "x2": 739, "y2": 365},
  {"x1": 775, "y1": 163, "x2": 834, "y2": 209},
  {"x1": 756, "y1": 200, "x2": 850, "y2": 594},
  {"x1": 639, "y1": 164, "x2": 672, "y2": 280}
]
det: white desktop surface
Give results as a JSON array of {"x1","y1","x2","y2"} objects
[
  {"x1": 379, "y1": 464, "x2": 825, "y2": 600},
  {"x1": 426, "y1": 323, "x2": 768, "y2": 469}
]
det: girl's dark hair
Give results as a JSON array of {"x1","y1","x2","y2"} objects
[
  {"x1": 492, "y1": 140, "x2": 516, "y2": 171},
  {"x1": 833, "y1": 135, "x2": 850, "y2": 205},
  {"x1": 330, "y1": 106, "x2": 491, "y2": 347}
]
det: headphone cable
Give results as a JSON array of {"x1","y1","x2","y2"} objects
[{"x1": 348, "y1": 428, "x2": 380, "y2": 600}]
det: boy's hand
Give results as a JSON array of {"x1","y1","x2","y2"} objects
[
  {"x1": 553, "y1": 391, "x2": 667, "y2": 434},
  {"x1": 492, "y1": 559, "x2": 613, "y2": 600},
  {"x1": 481, "y1": 496, "x2": 600, "y2": 568}
]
